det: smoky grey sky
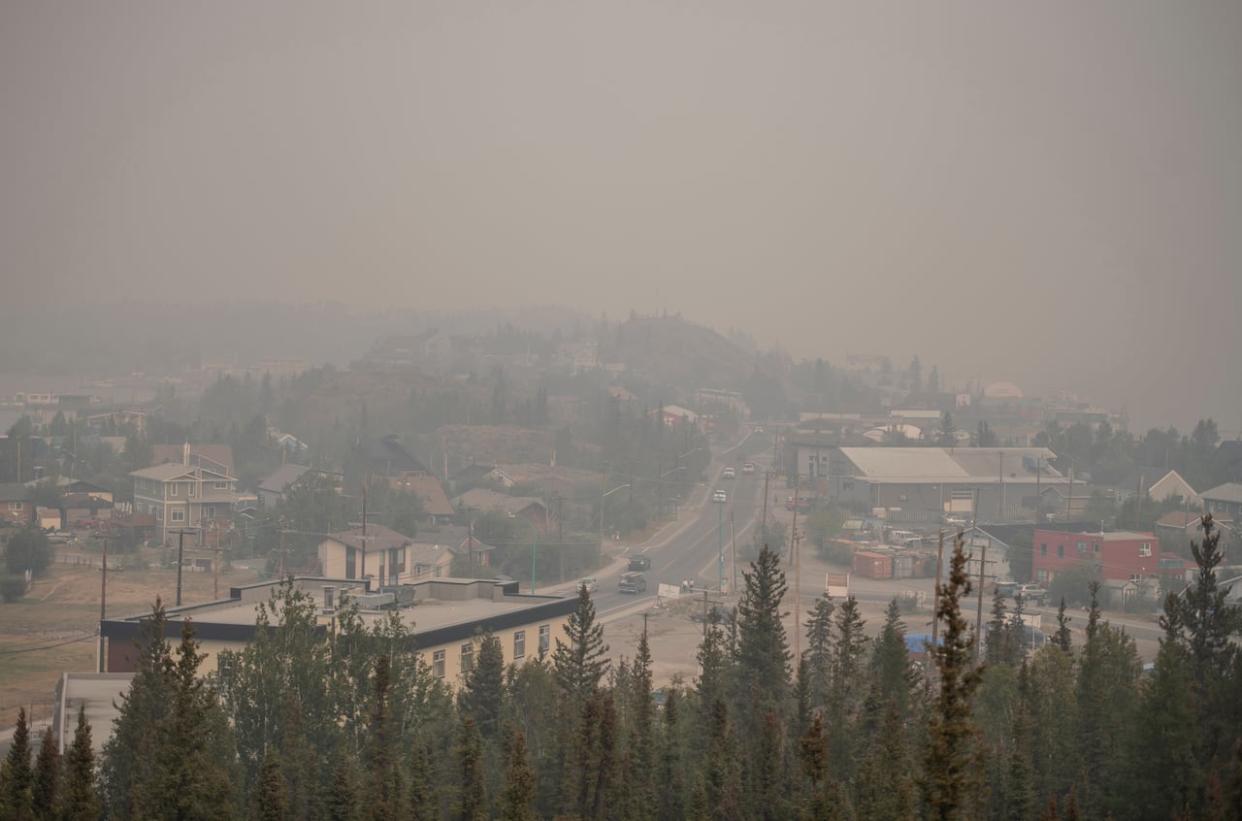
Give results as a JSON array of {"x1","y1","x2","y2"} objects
[{"x1": 2, "y1": 1, "x2": 1240, "y2": 430}]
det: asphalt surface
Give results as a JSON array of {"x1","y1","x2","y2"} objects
[{"x1": 593, "y1": 436, "x2": 768, "y2": 617}]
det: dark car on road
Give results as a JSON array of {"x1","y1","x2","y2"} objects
[
  {"x1": 628, "y1": 556, "x2": 651, "y2": 572},
  {"x1": 618, "y1": 572, "x2": 647, "y2": 594}
]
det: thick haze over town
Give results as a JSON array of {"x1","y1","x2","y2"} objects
[
  {"x1": 3, "y1": 1, "x2": 1241, "y2": 428},
  {"x1": 2, "y1": 3, "x2": 1242, "y2": 820}
]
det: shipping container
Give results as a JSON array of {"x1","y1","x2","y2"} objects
[
  {"x1": 853, "y1": 550, "x2": 893, "y2": 580},
  {"x1": 892, "y1": 553, "x2": 915, "y2": 579}
]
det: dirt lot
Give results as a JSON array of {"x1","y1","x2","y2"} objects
[{"x1": 0, "y1": 554, "x2": 260, "y2": 728}]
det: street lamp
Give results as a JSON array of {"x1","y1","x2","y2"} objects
[{"x1": 600, "y1": 483, "x2": 631, "y2": 548}]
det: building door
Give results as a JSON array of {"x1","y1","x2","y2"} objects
[{"x1": 346, "y1": 547, "x2": 356, "y2": 579}]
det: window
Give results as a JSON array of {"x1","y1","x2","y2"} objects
[
  {"x1": 1036, "y1": 569, "x2": 1049, "y2": 583},
  {"x1": 1076, "y1": 541, "x2": 1087, "y2": 554},
  {"x1": 393, "y1": 547, "x2": 406, "y2": 573},
  {"x1": 538, "y1": 624, "x2": 550, "y2": 656},
  {"x1": 513, "y1": 630, "x2": 526, "y2": 660},
  {"x1": 171, "y1": 508, "x2": 185, "y2": 522},
  {"x1": 9, "y1": 502, "x2": 21, "y2": 512},
  {"x1": 169, "y1": 483, "x2": 179, "y2": 497},
  {"x1": 1056, "y1": 544, "x2": 1064, "y2": 558},
  {"x1": 1040, "y1": 543, "x2": 1047, "y2": 556},
  {"x1": 188, "y1": 483, "x2": 196, "y2": 498},
  {"x1": 214, "y1": 482, "x2": 228, "y2": 490},
  {"x1": 1139, "y1": 542, "x2": 1152, "y2": 557},
  {"x1": 432, "y1": 650, "x2": 445, "y2": 679},
  {"x1": 1093, "y1": 543, "x2": 1100, "y2": 554},
  {"x1": 460, "y1": 643, "x2": 474, "y2": 674}
]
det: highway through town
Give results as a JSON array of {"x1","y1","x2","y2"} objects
[{"x1": 592, "y1": 434, "x2": 770, "y2": 618}]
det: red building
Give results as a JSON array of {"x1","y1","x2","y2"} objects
[{"x1": 1033, "y1": 528, "x2": 1160, "y2": 585}]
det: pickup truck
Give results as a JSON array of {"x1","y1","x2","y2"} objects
[
  {"x1": 742, "y1": 462, "x2": 756, "y2": 475},
  {"x1": 1014, "y1": 584, "x2": 1048, "y2": 606},
  {"x1": 618, "y1": 572, "x2": 647, "y2": 594}
]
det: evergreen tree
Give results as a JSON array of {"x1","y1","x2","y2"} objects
[
  {"x1": 60, "y1": 705, "x2": 100, "y2": 821},
  {"x1": 804, "y1": 595, "x2": 836, "y2": 712},
  {"x1": 457, "y1": 716, "x2": 486, "y2": 821},
  {"x1": 365, "y1": 655, "x2": 404, "y2": 820},
  {"x1": 101, "y1": 601, "x2": 174, "y2": 819},
  {"x1": 1125, "y1": 593, "x2": 1198, "y2": 818},
  {"x1": 1180, "y1": 514, "x2": 1241, "y2": 774},
  {"x1": 461, "y1": 632, "x2": 505, "y2": 739},
  {"x1": 136, "y1": 619, "x2": 238, "y2": 820},
  {"x1": 500, "y1": 728, "x2": 536, "y2": 821},
  {"x1": 986, "y1": 590, "x2": 1013, "y2": 665},
  {"x1": 854, "y1": 698, "x2": 915, "y2": 820},
  {"x1": 1054, "y1": 598, "x2": 1072, "y2": 653},
  {"x1": 826, "y1": 596, "x2": 868, "y2": 777},
  {"x1": 552, "y1": 585, "x2": 610, "y2": 703},
  {"x1": 695, "y1": 614, "x2": 730, "y2": 729},
  {"x1": 32, "y1": 726, "x2": 59, "y2": 821},
  {"x1": 625, "y1": 620, "x2": 656, "y2": 817},
  {"x1": 752, "y1": 710, "x2": 789, "y2": 820},
  {"x1": 702, "y1": 700, "x2": 743, "y2": 821},
  {"x1": 657, "y1": 687, "x2": 686, "y2": 821},
  {"x1": 256, "y1": 751, "x2": 289, "y2": 821},
  {"x1": 1, "y1": 707, "x2": 34, "y2": 820},
  {"x1": 798, "y1": 713, "x2": 831, "y2": 819},
  {"x1": 923, "y1": 533, "x2": 983, "y2": 820},
  {"x1": 407, "y1": 741, "x2": 435, "y2": 821},
  {"x1": 324, "y1": 749, "x2": 360, "y2": 821},
  {"x1": 1005, "y1": 664, "x2": 1037, "y2": 821},
  {"x1": 734, "y1": 546, "x2": 790, "y2": 731}
]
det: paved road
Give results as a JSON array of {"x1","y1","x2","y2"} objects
[{"x1": 593, "y1": 436, "x2": 768, "y2": 618}]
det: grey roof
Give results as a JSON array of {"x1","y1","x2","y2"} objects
[
  {"x1": 258, "y1": 464, "x2": 311, "y2": 494},
  {"x1": 452, "y1": 488, "x2": 546, "y2": 516},
  {"x1": 1203, "y1": 483, "x2": 1242, "y2": 504},
  {"x1": 838, "y1": 447, "x2": 1062, "y2": 484}
]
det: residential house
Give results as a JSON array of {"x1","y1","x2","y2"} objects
[
  {"x1": 453, "y1": 488, "x2": 554, "y2": 535},
  {"x1": 0, "y1": 483, "x2": 33, "y2": 526},
  {"x1": 256, "y1": 464, "x2": 313, "y2": 509},
  {"x1": 1146, "y1": 470, "x2": 1201, "y2": 508},
  {"x1": 100, "y1": 576, "x2": 576, "y2": 685},
  {"x1": 130, "y1": 458, "x2": 242, "y2": 546},
  {"x1": 388, "y1": 472, "x2": 455, "y2": 524},
  {"x1": 450, "y1": 462, "x2": 498, "y2": 494},
  {"x1": 150, "y1": 443, "x2": 235, "y2": 476},
  {"x1": 1033, "y1": 528, "x2": 1163, "y2": 585},
  {"x1": 655, "y1": 405, "x2": 699, "y2": 428},
  {"x1": 36, "y1": 506, "x2": 61, "y2": 530},
  {"x1": 64, "y1": 480, "x2": 113, "y2": 504},
  {"x1": 361, "y1": 434, "x2": 429, "y2": 477},
  {"x1": 318, "y1": 524, "x2": 454, "y2": 587},
  {"x1": 1201, "y1": 483, "x2": 1242, "y2": 525},
  {"x1": 60, "y1": 493, "x2": 113, "y2": 527}
]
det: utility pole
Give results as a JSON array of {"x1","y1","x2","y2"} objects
[
  {"x1": 98, "y1": 537, "x2": 108, "y2": 673},
  {"x1": 1066, "y1": 468, "x2": 1073, "y2": 522},
  {"x1": 175, "y1": 529, "x2": 185, "y2": 607},
  {"x1": 361, "y1": 481, "x2": 368, "y2": 585},
  {"x1": 467, "y1": 513, "x2": 474, "y2": 576},
  {"x1": 793, "y1": 516, "x2": 802, "y2": 666},
  {"x1": 974, "y1": 541, "x2": 988, "y2": 663},
  {"x1": 530, "y1": 533, "x2": 538, "y2": 594},
  {"x1": 730, "y1": 511, "x2": 738, "y2": 593},
  {"x1": 999, "y1": 452, "x2": 1005, "y2": 522},
  {"x1": 761, "y1": 470, "x2": 771, "y2": 530},
  {"x1": 1035, "y1": 455, "x2": 1041, "y2": 523},
  {"x1": 717, "y1": 501, "x2": 725, "y2": 593},
  {"x1": 931, "y1": 530, "x2": 945, "y2": 649}
]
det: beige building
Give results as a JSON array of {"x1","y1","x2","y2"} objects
[
  {"x1": 318, "y1": 524, "x2": 456, "y2": 587},
  {"x1": 99, "y1": 576, "x2": 575, "y2": 686},
  {"x1": 130, "y1": 455, "x2": 243, "y2": 546}
]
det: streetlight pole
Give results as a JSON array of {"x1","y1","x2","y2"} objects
[
  {"x1": 717, "y1": 501, "x2": 725, "y2": 592},
  {"x1": 600, "y1": 483, "x2": 631, "y2": 550}
]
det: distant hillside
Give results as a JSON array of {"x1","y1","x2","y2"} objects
[{"x1": 604, "y1": 315, "x2": 754, "y2": 391}]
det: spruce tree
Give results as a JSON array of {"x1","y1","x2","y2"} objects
[
  {"x1": 870, "y1": 598, "x2": 915, "y2": 716},
  {"x1": 407, "y1": 741, "x2": 435, "y2": 821},
  {"x1": 461, "y1": 632, "x2": 505, "y2": 738},
  {"x1": 854, "y1": 698, "x2": 915, "y2": 820},
  {"x1": 657, "y1": 687, "x2": 686, "y2": 821},
  {"x1": 804, "y1": 594, "x2": 835, "y2": 711},
  {"x1": 365, "y1": 655, "x2": 403, "y2": 820},
  {"x1": 101, "y1": 601, "x2": 173, "y2": 819},
  {"x1": 923, "y1": 532, "x2": 983, "y2": 820},
  {"x1": 1, "y1": 707, "x2": 34, "y2": 820},
  {"x1": 752, "y1": 710, "x2": 789, "y2": 820},
  {"x1": 32, "y1": 726, "x2": 59, "y2": 821},
  {"x1": 702, "y1": 699, "x2": 743, "y2": 821},
  {"x1": 986, "y1": 589, "x2": 1011, "y2": 665},
  {"x1": 589, "y1": 691, "x2": 619, "y2": 820},
  {"x1": 625, "y1": 621, "x2": 655, "y2": 817},
  {"x1": 500, "y1": 728, "x2": 536, "y2": 821},
  {"x1": 695, "y1": 614, "x2": 729, "y2": 728},
  {"x1": 256, "y1": 751, "x2": 289, "y2": 821},
  {"x1": 324, "y1": 749, "x2": 360, "y2": 821},
  {"x1": 137, "y1": 619, "x2": 238, "y2": 820},
  {"x1": 1125, "y1": 593, "x2": 1198, "y2": 818},
  {"x1": 798, "y1": 712, "x2": 831, "y2": 819},
  {"x1": 457, "y1": 716, "x2": 486, "y2": 821},
  {"x1": 1005, "y1": 664, "x2": 1036, "y2": 821},
  {"x1": 826, "y1": 596, "x2": 868, "y2": 777},
  {"x1": 60, "y1": 705, "x2": 99, "y2": 821},
  {"x1": 552, "y1": 584, "x2": 610, "y2": 703},
  {"x1": 1054, "y1": 597, "x2": 1072, "y2": 653},
  {"x1": 734, "y1": 545, "x2": 790, "y2": 730}
]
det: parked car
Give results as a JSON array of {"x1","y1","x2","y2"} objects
[
  {"x1": 742, "y1": 462, "x2": 756, "y2": 475},
  {"x1": 618, "y1": 572, "x2": 647, "y2": 594},
  {"x1": 785, "y1": 495, "x2": 810, "y2": 512},
  {"x1": 722, "y1": 467, "x2": 736, "y2": 479},
  {"x1": 627, "y1": 556, "x2": 651, "y2": 572},
  {"x1": 994, "y1": 580, "x2": 1018, "y2": 598},
  {"x1": 1014, "y1": 584, "x2": 1048, "y2": 606},
  {"x1": 712, "y1": 490, "x2": 728, "y2": 504},
  {"x1": 578, "y1": 577, "x2": 599, "y2": 593}
]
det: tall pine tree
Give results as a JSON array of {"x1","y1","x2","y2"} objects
[
  {"x1": 1, "y1": 707, "x2": 34, "y2": 820},
  {"x1": 31, "y1": 726, "x2": 59, "y2": 820},
  {"x1": 60, "y1": 705, "x2": 99, "y2": 821}
]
